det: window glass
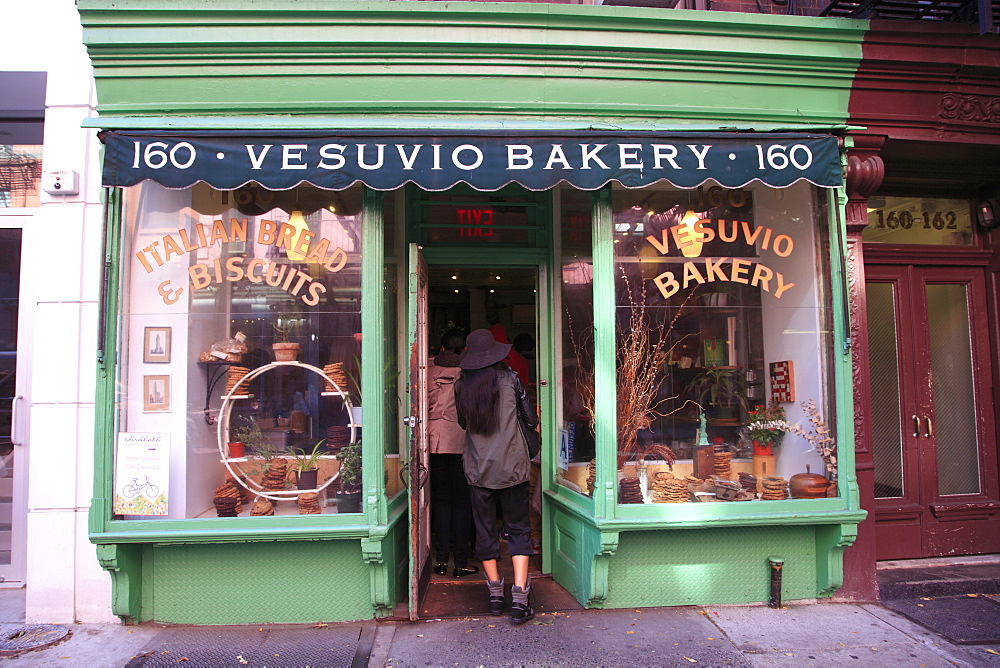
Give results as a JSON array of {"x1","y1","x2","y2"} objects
[
  {"x1": 0, "y1": 145, "x2": 42, "y2": 208},
  {"x1": 609, "y1": 181, "x2": 837, "y2": 503},
  {"x1": 412, "y1": 185, "x2": 544, "y2": 247},
  {"x1": 115, "y1": 182, "x2": 364, "y2": 518},
  {"x1": 863, "y1": 196, "x2": 973, "y2": 245},
  {"x1": 557, "y1": 186, "x2": 595, "y2": 495},
  {"x1": 382, "y1": 194, "x2": 404, "y2": 500}
]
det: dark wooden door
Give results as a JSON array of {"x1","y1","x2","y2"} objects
[{"x1": 865, "y1": 265, "x2": 1000, "y2": 559}]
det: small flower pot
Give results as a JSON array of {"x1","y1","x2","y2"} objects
[
  {"x1": 752, "y1": 440, "x2": 773, "y2": 456},
  {"x1": 296, "y1": 468, "x2": 319, "y2": 490},
  {"x1": 228, "y1": 442, "x2": 246, "y2": 458},
  {"x1": 272, "y1": 342, "x2": 300, "y2": 361}
]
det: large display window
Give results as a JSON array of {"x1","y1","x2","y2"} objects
[
  {"x1": 114, "y1": 182, "x2": 366, "y2": 518},
  {"x1": 560, "y1": 181, "x2": 840, "y2": 504}
]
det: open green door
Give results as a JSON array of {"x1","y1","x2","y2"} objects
[{"x1": 405, "y1": 243, "x2": 431, "y2": 620}]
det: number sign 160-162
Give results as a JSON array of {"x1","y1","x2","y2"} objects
[{"x1": 873, "y1": 210, "x2": 958, "y2": 230}]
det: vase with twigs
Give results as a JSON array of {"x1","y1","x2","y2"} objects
[{"x1": 568, "y1": 268, "x2": 706, "y2": 470}]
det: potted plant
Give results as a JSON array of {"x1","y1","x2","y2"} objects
[
  {"x1": 685, "y1": 366, "x2": 748, "y2": 422},
  {"x1": 290, "y1": 439, "x2": 325, "y2": 489},
  {"x1": 229, "y1": 415, "x2": 268, "y2": 459},
  {"x1": 335, "y1": 439, "x2": 362, "y2": 513},
  {"x1": 747, "y1": 400, "x2": 787, "y2": 456},
  {"x1": 272, "y1": 303, "x2": 303, "y2": 361}
]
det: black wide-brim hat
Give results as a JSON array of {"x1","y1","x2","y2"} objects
[{"x1": 459, "y1": 328, "x2": 512, "y2": 370}]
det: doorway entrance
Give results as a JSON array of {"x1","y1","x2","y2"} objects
[
  {"x1": 0, "y1": 224, "x2": 26, "y2": 584},
  {"x1": 865, "y1": 263, "x2": 1000, "y2": 559},
  {"x1": 415, "y1": 260, "x2": 547, "y2": 618}
]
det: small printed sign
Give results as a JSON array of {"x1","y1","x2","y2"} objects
[
  {"x1": 114, "y1": 433, "x2": 170, "y2": 515},
  {"x1": 559, "y1": 425, "x2": 575, "y2": 472},
  {"x1": 770, "y1": 360, "x2": 795, "y2": 403}
]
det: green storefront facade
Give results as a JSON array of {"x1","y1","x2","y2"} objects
[{"x1": 80, "y1": 1, "x2": 868, "y2": 624}]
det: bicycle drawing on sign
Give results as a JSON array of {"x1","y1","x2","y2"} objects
[{"x1": 121, "y1": 475, "x2": 161, "y2": 500}]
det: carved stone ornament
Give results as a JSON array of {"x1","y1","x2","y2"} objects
[
  {"x1": 846, "y1": 154, "x2": 885, "y2": 201},
  {"x1": 939, "y1": 93, "x2": 1000, "y2": 125}
]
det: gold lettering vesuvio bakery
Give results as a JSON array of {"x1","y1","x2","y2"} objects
[
  {"x1": 643, "y1": 218, "x2": 798, "y2": 300},
  {"x1": 135, "y1": 218, "x2": 349, "y2": 306}
]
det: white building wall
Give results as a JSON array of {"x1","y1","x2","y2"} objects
[{"x1": 4, "y1": 1, "x2": 114, "y2": 623}]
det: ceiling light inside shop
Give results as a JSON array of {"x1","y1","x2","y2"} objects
[
  {"x1": 680, "y1": 209, "x2": 705, "y2": 258},
  {"x1": 285, "y1": 207, "x2": 311, "y2": 261}
]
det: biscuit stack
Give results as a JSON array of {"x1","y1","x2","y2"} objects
[
  {"x1": 297, "y1": 492, "x2": 322, "y2": 514},
  {"x1": 737, "y1": 472, "x2": 758, "y2": 494},
  {"x1": 713, "y1": 451, "x2": 733, "y2": 480},
  {"x1": 323, "y1": 363, "x2": 349, "y2": 393},
  {"x1": 213, "y1": 481, "x2": 242, "y2": 517},
  {"x1": 326, "y1": 425, "x2": 351, "y2": 455},
  {"x1": 761, "y1": 476, "x2": 789, "y2": 500},
  {"x1": 685, "y1": 475, "x2": 705, "y2": 494},
  {"x1": 651, "y1": 472, "x2": 689, "y2": 503},
  {"x1": 619, "y1": 477, "x2": 643, "y2": 504},
  {"x1": 262, "y1": 459, "x2": 289, "y2": 494},
  {"x1": 250, "y1": 499, "x2": 274, "y2": 516},
  {"x1": 225, "y1": 366, "x2": 250, "y2": 394},
  {"x1": 586, "y1": 460, "x2": 596, "y2": 496},
  {"x1": 226, "y1": 475, "x2": 251, "y2": 506}
]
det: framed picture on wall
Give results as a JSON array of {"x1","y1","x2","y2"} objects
[
  {"x1": 144, "y1": 326, "x2": 171, "y2": 363},
  {"x1": 143, "y1": 375, "x2": 171, "y2": 412}
]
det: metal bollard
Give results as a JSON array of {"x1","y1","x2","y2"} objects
[{"x1": 768, "y1": 556, "x2": 784, "y2": 608}]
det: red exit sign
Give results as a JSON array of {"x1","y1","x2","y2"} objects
[{"x1": 457, "y1": 209, "x2": 494, "y2": 237}]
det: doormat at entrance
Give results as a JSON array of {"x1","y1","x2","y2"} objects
[
  {"x1": 125, "y1": 622, "x2": 369, "y2": 666},
  {"x1": 420, "y1": 575, "x2": 584, "y2": 619},
  {"x1": 884, "y1": 594, "x2": 1000, "y2": 644}
]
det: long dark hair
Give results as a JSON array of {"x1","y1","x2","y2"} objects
[{"x1": 454, "y1": 363, "x2": 504, "y2": 435}]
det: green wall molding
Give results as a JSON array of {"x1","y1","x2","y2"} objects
[
  {"x1": 79, "y1": 1, "x2": 866, "y2": 128},
  {"x1": 96, "y1": 543, "x2": 143, "y2": 623}
]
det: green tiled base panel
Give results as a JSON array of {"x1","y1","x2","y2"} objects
[
  {"x1": 144, "y1": 540, "x2": 373, "y2": 624},
  {"x1": 604, "y1": 526, "x2": 817, "y2": 608}
]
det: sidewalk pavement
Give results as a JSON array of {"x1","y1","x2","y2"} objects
[{"x1": 3, "y1": 594, "x2": 999, "y2": 667}]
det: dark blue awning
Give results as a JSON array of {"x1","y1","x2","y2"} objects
[{"x1": 101, "y1": 130, "x2": 842, "y2": 192}]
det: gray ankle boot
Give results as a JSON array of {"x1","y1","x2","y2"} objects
[
  {"x1": 486, "y1": 577, "x2": 505, "y2": 616},
  {"x1": 510, "y1": 580, "x2": 534, "y2": 625}
]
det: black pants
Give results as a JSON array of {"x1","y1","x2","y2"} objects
[
  {"x1": 429, "y1": 453, "x2": 473, "y2": 567},
  {"x1": 469, "y1": 482, "x2": 533, "y2": 561}
]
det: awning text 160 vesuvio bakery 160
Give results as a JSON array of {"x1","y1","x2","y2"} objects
[{"x1": 100, "y1": 130, "x2": 842, "y2": 192}]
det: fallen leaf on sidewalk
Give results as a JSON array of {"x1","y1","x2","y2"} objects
[
  {"x1": 236, "y1": 655, "x2": 248, "y2": 665},
  {"x1": 314, "y1": 622, "x2": 329, "y2": 628},
  {"x1": 682, "y1": 656, "x2": 697, "y2": 663},
  {"x1": 176, "y1": 659, "x2": 189, "y2": 663},
  {"x1": 985, "y1": 649, "x2": 999, "y2": 656},
  {"x1": 626, "y1": 631, "x2": 634, "y2": 634}
]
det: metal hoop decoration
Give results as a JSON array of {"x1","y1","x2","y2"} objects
[{"x1": 216, "y1": 361, "x2": 357, "y2": 501}]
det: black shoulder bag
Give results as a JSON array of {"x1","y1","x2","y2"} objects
[{"x1": 514, "y1": 386, "x2": 541, "y2": 459}]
